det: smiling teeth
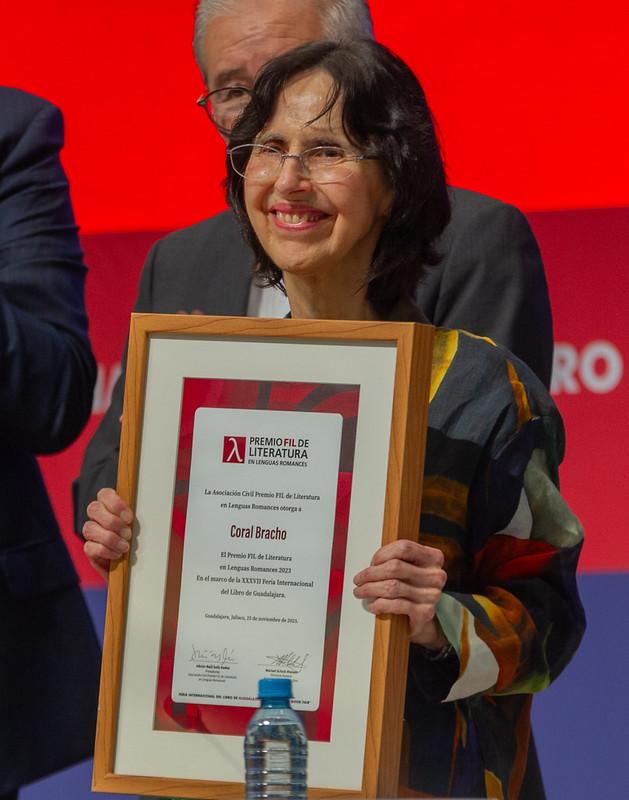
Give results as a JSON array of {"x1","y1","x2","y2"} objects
[{"x1": 276, "y1": 211, "x2": 320, "y2": 224}]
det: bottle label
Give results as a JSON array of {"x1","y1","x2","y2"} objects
[{"x1": 264, "y1": 739, "x2": 290, "y2": 777}]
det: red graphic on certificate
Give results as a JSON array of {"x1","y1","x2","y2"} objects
[
  {"x1": 154, "y1": 378, "x2": 359, "y2": 742},
  {"x1": 222, "y1": 435, "x2": 246, "y2": 463}
]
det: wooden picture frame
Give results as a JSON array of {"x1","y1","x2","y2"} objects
[{"x1": 93, "y1": 313, "x2": 434, "y2": 798}]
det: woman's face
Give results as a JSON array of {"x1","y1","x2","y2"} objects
[{"x1": 244, "y1": 69, "x2": 393, "y2": 288}]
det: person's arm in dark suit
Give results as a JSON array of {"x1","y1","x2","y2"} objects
[
  {"x1": 72, "y1": 243, "x2": 157, "y2": 534},
  {"x1": 420, "y1": 189, "x2": 553, "y2": 387},
  {"x1": 0, "y1": 91, "x2": 95, "y2": 453},
  {"x1": 73, "y1": 212, "x2": 252, "y2": 538}
]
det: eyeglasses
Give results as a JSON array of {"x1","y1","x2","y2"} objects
[
  {"x1": 228, "y1": 143, "x2": 379, "y2": 184},
  {"x1": 196, "y1": 85, "x2": 252, "y2": 136}
]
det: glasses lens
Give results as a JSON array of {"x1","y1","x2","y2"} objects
[
  {"x1": 303, "y1": 146, "x2": 352, "y2": 183},
  {"x1": 230, "y1": 145, "x2": 280, "y2": 180},
  {"x1": 246, "y1": 145, "x2": 280, "y2": 180},
  {"x1": 208, "y1": 86, "x2": 251, "y2": 134}
]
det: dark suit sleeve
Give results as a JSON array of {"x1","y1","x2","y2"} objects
[
  {"x1": 0, "y1": 98, "x2": 95, "y2": 453},
  {"x1": 72, "y1": 211, "x2": 253, "y2": 535},
  {"x1": 72, "y1": 243, "x2": 158, "y2": 534},
  {"x1": 430, "y1": 196, "x2": 553, "y2": 387}
]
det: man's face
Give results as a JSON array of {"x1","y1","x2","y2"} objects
[{"x1": 202, "y1": 0, "x2": 325, "y2": 136}]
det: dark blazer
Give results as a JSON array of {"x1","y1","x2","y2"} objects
[
  {"x1": 0, "y1": 87, "x2": 101, "y2": 793},
  {"x1": 74, "y1": 188, "x2": 552, "y2": 532}
]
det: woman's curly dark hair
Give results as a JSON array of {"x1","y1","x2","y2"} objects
[{"x1": 226, "y1": 39, "x2": 451, "y2": 317}]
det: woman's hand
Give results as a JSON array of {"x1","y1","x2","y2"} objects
[
  {"x1": 353, "y1": 539, "x2": 449, "y2": 650},
  {"x1": 82, "y1": 488, "x2": 133, "y2": 581}
]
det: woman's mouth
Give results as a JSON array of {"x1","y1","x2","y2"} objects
[{"x1": 270, "y1": 206, "x2": 331, "y2": 230}]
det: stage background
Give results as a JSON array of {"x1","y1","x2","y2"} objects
[{"x1": 2, "y1": 1, "x2": 627, "y2": 797}]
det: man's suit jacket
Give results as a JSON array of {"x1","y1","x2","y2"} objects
[
  {"x1": 0, "y1": 87, "x2": 101, "y2": 793},
  {"x1": 74, "y1": 188, "x2": 552, "y2": 533}
]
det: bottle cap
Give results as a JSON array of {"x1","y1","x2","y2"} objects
[{"x1": 258, "y1": 678, "x2": 293, "y2": 699}]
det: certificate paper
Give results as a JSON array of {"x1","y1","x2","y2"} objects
[
  {"x1": 155, "y1": 377, "x2": 360, "y2": 741},
  {"x1": 172, "y1": 407, "x2": 342, "y2": 710}
]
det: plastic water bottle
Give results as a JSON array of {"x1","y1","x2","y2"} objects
[{"x1": 244, "y1": 677, "x2": 308, "y2": 799}]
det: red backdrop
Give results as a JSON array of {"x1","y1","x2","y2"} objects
[
  {"x1": 2, "y1": 1, "x2": 628, "y2": 585},
  {"x1": 3, "y1": 0, "x2": 628, "y2": 230}
]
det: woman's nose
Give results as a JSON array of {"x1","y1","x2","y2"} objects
[{"x1": 274, "y1": 154, "x2": 311, "y2": 192}]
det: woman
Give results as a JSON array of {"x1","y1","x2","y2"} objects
[
  {"x1": 224, "y1": 40, "x2": 585, "y2": 798},
  {"x1": 85, "y1": 40, "x2": 584, "y2": 799}
]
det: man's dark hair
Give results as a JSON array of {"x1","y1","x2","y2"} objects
[{"x1": 226, "y1": 39, "x2": 451, "y2": 316}]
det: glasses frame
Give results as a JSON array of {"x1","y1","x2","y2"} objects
[
  {"x1": 228, "y1": 143, "x2": 380, "y2": 184},
  {"x1": 196, "y1": 85, "x2": 253, "y2": 136}
]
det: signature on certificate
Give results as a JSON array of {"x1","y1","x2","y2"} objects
[
  {"x1": 263, "y1": 652, "x2": 309, "y2": 672},
  {"x1": 190, "y1": 645, "x2": 238, "y2": 665}
]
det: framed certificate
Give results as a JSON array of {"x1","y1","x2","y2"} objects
[{"x1": 93, "y1": 314, "x2": 434, "y2": 798}]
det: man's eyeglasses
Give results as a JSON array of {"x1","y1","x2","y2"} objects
[
  {"x1": 228, "y1": 143, "x2": 379, "y2": 184},
  {"x1": 196, "y1": 85, "x2": 252, "y2": 136}
]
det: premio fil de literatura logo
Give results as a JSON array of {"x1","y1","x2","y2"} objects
[{"x1": 222, "y1": 435, "x2": 310, "y2": 467}]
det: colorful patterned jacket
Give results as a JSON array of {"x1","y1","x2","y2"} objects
[{"x1": 405, "y1": 328, "x2": 585, "y2": 799}]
